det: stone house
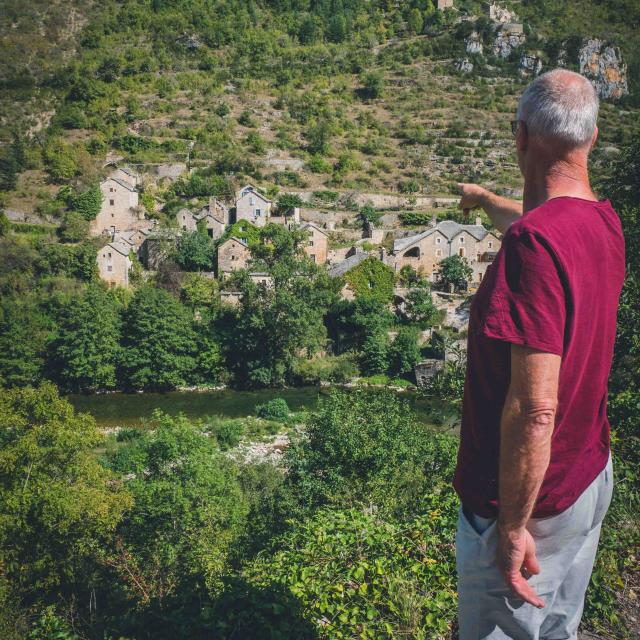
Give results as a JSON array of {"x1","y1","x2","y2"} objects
[
  {"x1": 300, "y1": 223, "x2": 329, "y2": 265},
  {"x1": 437, "y1": 0, "x2": 454, "y2": 9},
  {"x1": 139, "y1": 230, "x2": 179, "y2": 270},
  {"x1": 176, "y1": 198, "x2": 229, "y2": 240},
  {"x1": 91, "y1": 176, "x2": 143, "y2": 237},
  {"x1": 110, "y1": 166, "x2": 139, "y2": 188},
  {"x1": 327, "y1": 250, "x2": 373, "y2": 300},
  {"x1": 249, "y1": 272, "x2": 274, "y2": 288},
  {"x1": 392, "y1": 218, "x2": 501, "y2": 284},
  {"x1": 235, "y1": 185, "x2": 272, "y2": 227},
  {"x1": 176, "y1": 208, "x2": 197, "y2": 232},
  {"x1": 96, "y1": 241, "x2": 132, "y2": 288},
  {"x1": 114, "y1": 228, "x2": 151, "y2": 251},
  {"x1": 217, "y1": 236, "x2": 251, "y2": 275}
]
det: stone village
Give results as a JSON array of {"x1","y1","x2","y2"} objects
[{"x1": 94, "y1": 165, "x2": 502, "y2": 297}]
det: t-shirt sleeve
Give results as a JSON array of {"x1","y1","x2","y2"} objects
[{"x1": 480, "y1": 229, "x2": 566, "y2": 356}]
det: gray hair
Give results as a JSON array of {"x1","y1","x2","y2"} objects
[{"x1": 516, "y1": 69, "x2": 599, "y2": 148}]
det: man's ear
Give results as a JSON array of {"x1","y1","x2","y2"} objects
[{"x1": 590, "y1": 126, "x2": 599, "y2": 150}]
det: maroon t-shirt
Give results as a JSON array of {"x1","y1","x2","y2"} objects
[{"x1": 454, "y1": 197, "x2": 625, "y2": 518}]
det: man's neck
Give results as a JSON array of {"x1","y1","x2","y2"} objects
[{"x1": 522, "y1": 153, "x2": 597, "y2": 213}]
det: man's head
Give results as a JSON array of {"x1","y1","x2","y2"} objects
[{"x1": 514, "y1": 69, "x2": 599, "y2": 172}]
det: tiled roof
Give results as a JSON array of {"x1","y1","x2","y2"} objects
[
  {"x1": 226, "y1": 236, "x2": 249, "y2": 248},
  {"x1": 300, "y1": 222, "x2": 329, "y2": 236},
  {"x1": 105, "y1": 176, "x2": 137, "y2": 192},
  {"x1": 237, "y1": 184, "x2": 271, "y2": 203},
  {"x1": 393, "y1": 220, "x2": 491, "y2": 253},
  {"x1": 327, "y1": 252, "x2": 370, "y2": 277},
  {"x1": 108, "y1": 241, "x2": 132, "y2": 257}
]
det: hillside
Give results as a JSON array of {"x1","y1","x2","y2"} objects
[{"x1": 1, "y1": 0, "x2": 639, "y2": 224}]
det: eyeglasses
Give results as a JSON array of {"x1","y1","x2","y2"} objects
[{"x1": 510, "y1": 120, "x2": 520, "y2": 136}]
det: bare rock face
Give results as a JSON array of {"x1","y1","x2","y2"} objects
[
  {"x1": 455, "y1": 57, "x2": 474, "y2": 73},
  {"x1": 485, "y1": 2, "x2": 519, "y2": 24},
  {"x1": 519, "y1": 52, "x2": 543, "y2": 76},
  {"x1": 492, "y1": 24, "x2": 526, "y2": 59},
  {"x1": 465, "y1": 32, "x2": 483, "y2": 55},
  {"x1": 579, "y1": 39, "x2": 628, "y2": 100}
]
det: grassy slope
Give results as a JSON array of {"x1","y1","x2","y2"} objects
[{"x1": 1, "y1": 0, "x2": 639, "y2": 226}]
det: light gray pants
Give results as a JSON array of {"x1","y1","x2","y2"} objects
[{"x1": 456, "y1": 455, "x2": 613, "y2": 640}]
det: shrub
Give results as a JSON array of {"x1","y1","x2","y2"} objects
[{"x1": 255, "y1": 398, "x2": 290, "y2": 423}]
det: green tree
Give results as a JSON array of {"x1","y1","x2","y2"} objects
[
  {"x1": 0, "y1": 384, "x2": 130, "y2": 601},
  {"x1": 119, "y1": 287, "x2": 197, "y2": 390},
  {"x1": 436, "y1": 254, "x2": 472, "y2": 292},
  {"x1": 0, "y1": 295, "x2": 49, "y2": 388},
  {"x1": 228, "y1": 256, "x2": 336, "y2": 387},
  {"x1": 407, "y1": 8, "x2": 424, "y2": 34},
  {"x1": 327, "y1": 14, "x2": 347, "y2": 42},
  {"x1": 107, "y1": 412, "x2": 247, "y2": 615},
  {"x1": 0, "y1": 211, "x2": 9, "y2": 237},
  {"x1": 285, "y1": 388, "x2": 458, "y2": 514},
  {"x1": 388, "y1": 326, "x2": 421, "y2": 376},
  {"x1": 360, "y1": 71, "x2": 384, "y2": 100},
  {"x1": 360, "y1": 331, "x2": 390, "y2": 375},
  {"x1": 405, "y1": 283, "x2": 439, "y2": 327},
  {"x1": 58, "y1": 210, "x2": 89, "y2": 242},
  {"x1": 174, "y1": 230, "x2": 214, "y2": 271},
  {"x1": 359, "y1": 203, "x2": 382, "y2": 227},
  {"x1": 327, "y1": 296, "x2": 395, "y2": 353},
  {"x1": 50, "y1": 285, "x2": 122, "y2": 392}
]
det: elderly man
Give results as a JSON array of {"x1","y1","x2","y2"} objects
[{"x1": 454, "y1": 69, "x2": 625, "y2": 639}]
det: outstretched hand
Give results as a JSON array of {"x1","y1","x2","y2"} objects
[
  {"x1": 496, "y1": 527, "x2": 545, "y2": 608},
  {"x1": 457, "y1": 183, "x2": 488, "y2": 218}
]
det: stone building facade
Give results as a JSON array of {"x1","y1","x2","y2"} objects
[
  {"x1": 392, "y1": 218, "x2": 501, "y2": 284},
  {"x1": 96, "y1": 241, "x2": 132, "y2": 288},
  {"x1": 91, "y1": 176, "x2": 143, "y2": 236},
  {"x1": 217, "y1": 236, "x2": 251, "y2": 274},
  {"x1": 235, "y1": 185, "x2": 272, "y2": 227},
  {"x1": 301, "y1": 223, "x2": 329, "y2": 265}
]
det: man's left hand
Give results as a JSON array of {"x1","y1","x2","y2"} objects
[{"x1": 496, "y1": 526, "x2": 545, "y2": 608}]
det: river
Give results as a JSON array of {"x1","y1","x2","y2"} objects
[{"x1": 66, "y1": 386, "x2": 446, "y2": 430}]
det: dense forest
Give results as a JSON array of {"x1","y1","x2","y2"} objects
[{"x1": 0, "y1": 0, "x2": 639, "y2": 638}]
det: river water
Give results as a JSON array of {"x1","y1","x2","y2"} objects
[{"x1": 66, "y1": 386, "x2": 444, "y2": 429}]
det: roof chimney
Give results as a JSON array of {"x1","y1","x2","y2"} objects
[
  {"x1": 475, "y1": 216, "x2": 482, "y2": 226},
  {"x1": 430, "y1": 214, "x2": 437, "y2": 228}
]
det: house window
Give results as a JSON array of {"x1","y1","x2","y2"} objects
[
  {"x1": 107, "y1": 265, "x2": 113, "y2": 272},
  {"x1": 250, "y1": 197, "x2": 255, "y2": 206},
  {"x1": 255, "y1": 208, "x2": 261, "y2": 217},
  {"x1": 436, "y1": 237, "x2": 441, "y2": 244},
  {"x1": 488, "y1": 241, "x2": 493, "y2": 248},
  {"x1": 231, "y1": 255, "x2": 236, "y2": 260},
  {"x1": 207, "y1": 229, "x2": 213, "y2": 238},
  {"x1": 182, "y1": 225, "x2": 187, "y2": 231},
  {"x1": 478, "y1": 272, "x2": 483, "y2": 282},
  {"x1": 108, "y1": 252, "x2": 112, "y2": 258},
  {"x1": 459, "y1": 236, "x2": 464, "y2": 243},
  {"x1": 309, "y1": 240, "x2": 314, "y2": 246},
  {"x1": 310, "y1": 254, "x2": 316, "y2": 262},
  {"x1": 109, "y1": 199, "x2": 115, "y2": 206},
  {"x1": 436, "y1": 249, "x2": 442, "y2": 257},
  {"x1": 459, "y1": 248, "x2": 465, "y2": 257},
  {"x1": 109, "y1": 187, "x2": 114, "y2": 192}
]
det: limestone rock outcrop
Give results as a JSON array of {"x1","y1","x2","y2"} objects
[
  {"x1": 579, "y1": 39, "x2": 628, "y2": 100},
  {"x1": 492, "y1": 23, "x2": 525, "y2": 59}
]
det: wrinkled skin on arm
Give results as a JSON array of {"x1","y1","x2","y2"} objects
[{"x1": 497, "y1": 344, "x2": 561, "y2": 607}]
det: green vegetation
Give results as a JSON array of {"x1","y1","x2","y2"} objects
[{"x1": 0, "y1": 1, "x2": 639, "y2": 636}]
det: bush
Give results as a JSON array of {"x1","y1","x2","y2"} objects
[
  {"x1": 242, "y1": 503, "x2": 458, "y2": 639},
  {"x1": 255, "y1": 398, "x2": 290, "y2": 422}
]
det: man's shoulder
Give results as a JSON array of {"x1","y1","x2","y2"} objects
[{"x1": 508, "y1": 197, "x2": 619, "y2": 241}]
